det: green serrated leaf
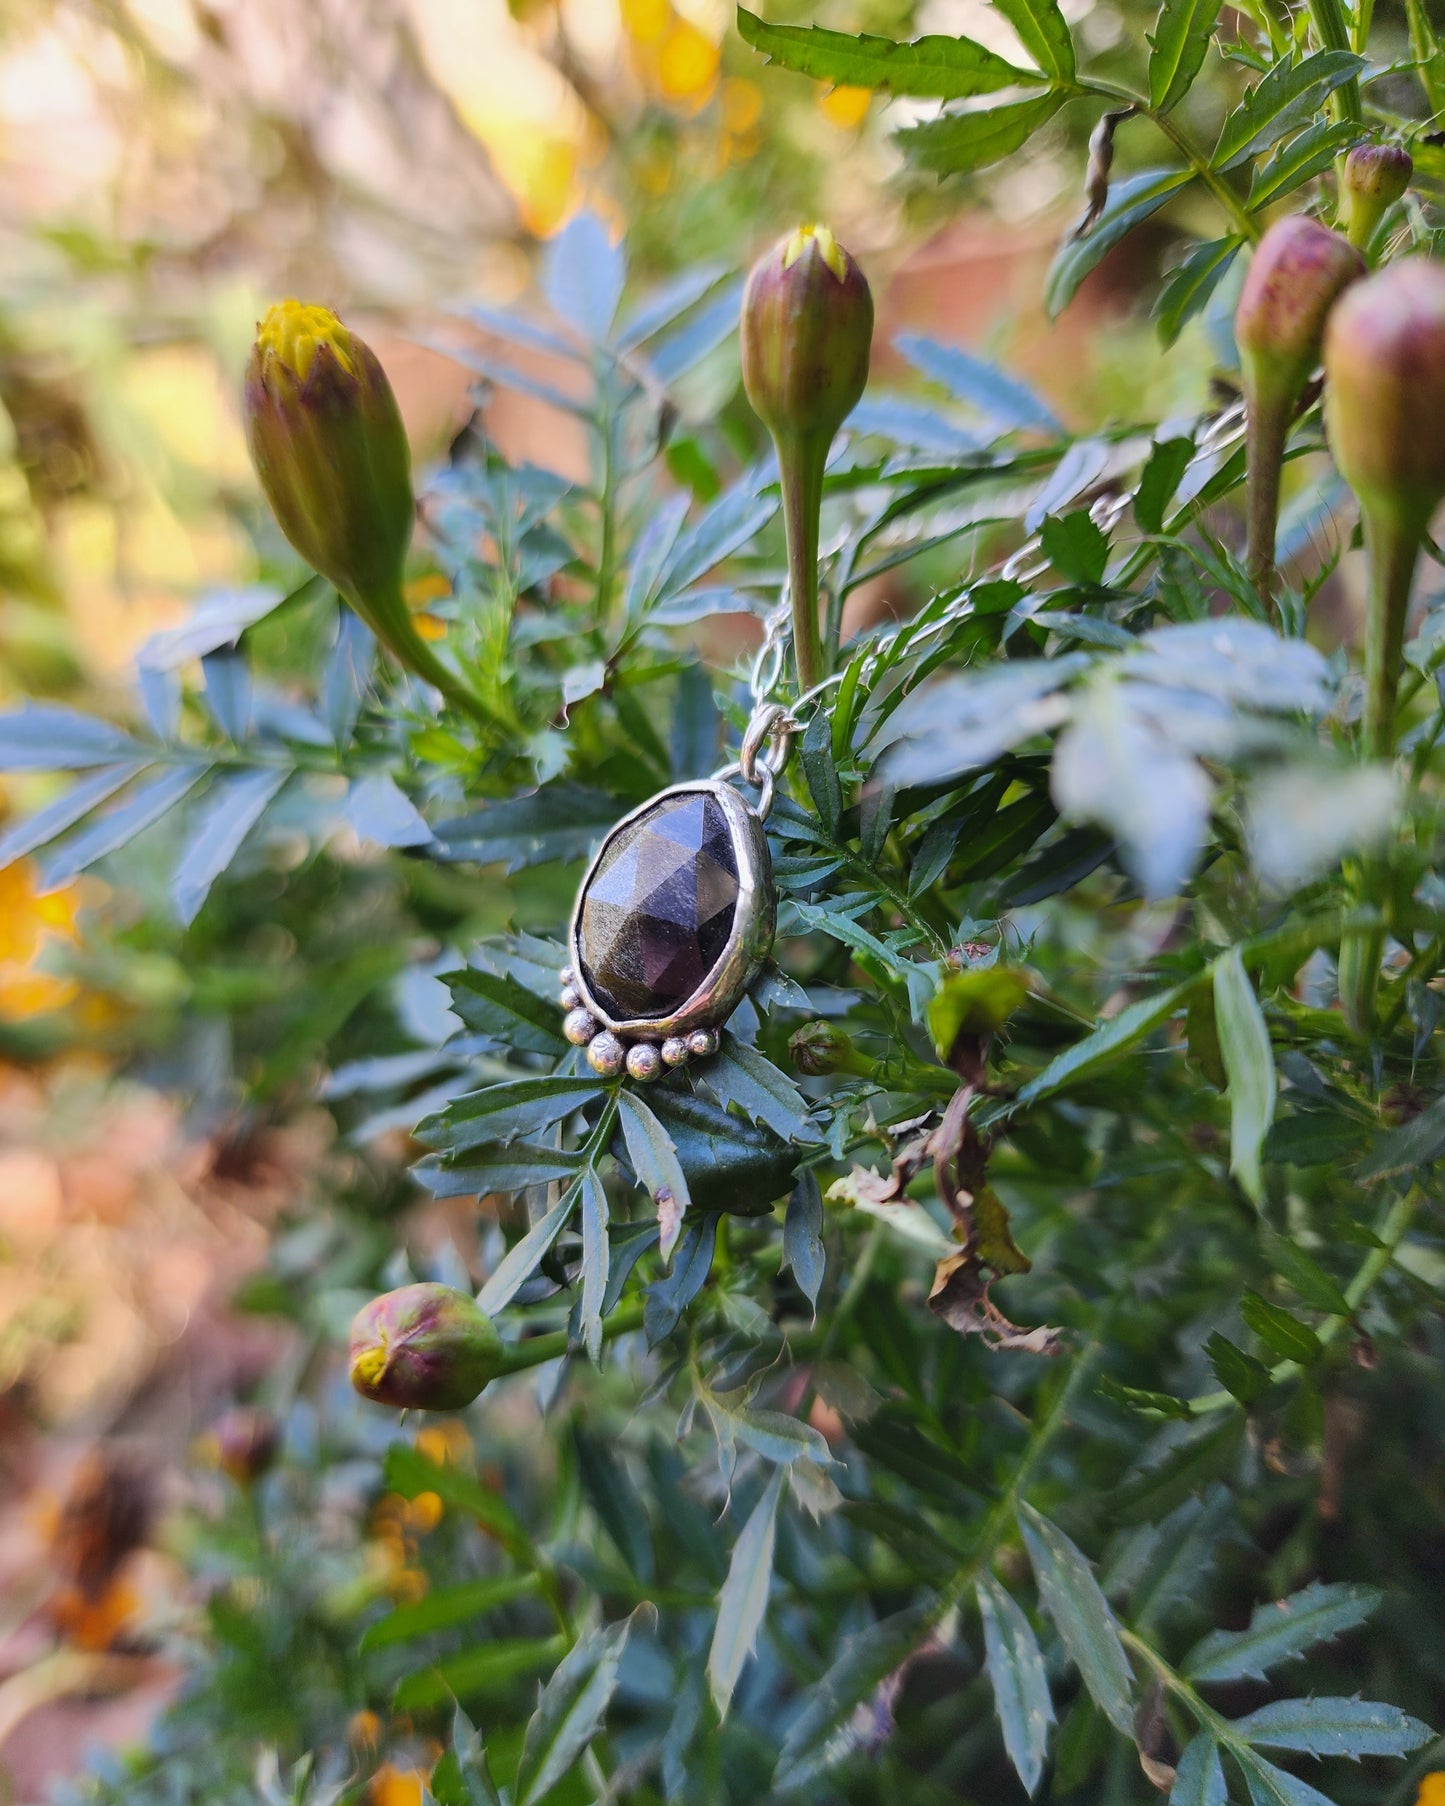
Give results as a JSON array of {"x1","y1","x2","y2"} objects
[
  {"x1": 445, "y1": 968, "x2": 568, "y2": 1055},
  {"x1": 574, "y1": 1425, "x2": 653, "y2": 1580},
  {"x1": 360, "y1": 1574, "x2": 542, "y2": 1652},
  {"x1": 709, "y1": 1467, "x2": 784, "y2": 1720},
  {"x1": 1171, "y1": 1735, "x2": 1226, "y2": 1806},
  {"x1": 1148, "y1": 0, "x2": 1223, "y2": 111},
  {"x1": 1183, "y1": 1580, "x2": 1380, "y2": 1683},
  {"x1": 1040, "y1": 509, "x2": 1109, "y2": 585},
  {"x1": 1240, "y1": 1291, "x2": 1321, "y2": 1364},
  {"x1": 476, "y1": 1180, "x2": 583, "y2": 1315},
  {"x1": 417, "y1": 1077, "x2": 595, "y2": 1152},
  {"x1": 977, "y1": 1574, "x2": 1054, "y2": 1795},
  {"x1": 1247, "y1": 119, "x2": 1360, "y2": 206},
  {"x1": 896, "y1": 92, "x2": 1065, "y2": 178},
  {"x1": 705, "y1": 1033, "x2": 817, "y2": 1142},
  {"x1": 1211, "y1": 50, "x2": 1365, "y2": 171},
  {"x1": 1260, "y1": 1230, "x2": 1350, "y2": 1316},
  {"x1": 735, "y1": 7, "x2": 1043, "y2": 97},
  {"x1": 1017, "y1": 984, "x2": 1187, "y2": 1106},
  {"x1": 617, "y1": 1088, "x2": 693, "y2": 1260},
  {"x1": 1017, "y1": 1503, "x2": 1134, "y2": 1734},
  {"x1": 1237, "y1": 1750, "x2": 1338, "y2": 1806},
  {"x1": 393, "y1": 1636, "x2": 568, "y2": 1712},
  {"x1": 1214, "y1": 948, "x2": 1275, "y2": 1205},
  {"x1": 773, "y1": 1603, "x2": 935, "y2": 1790},
  {"x1": 1154, "y1": 238, "x2": 1242, "y2": 348},
  {"x1": 1205, "y1": 1331, "x2": 1272, "y2": 1405},
  {"x1": 1045, "y1": 168, "x2": 1193, "y2": 319},
  {"x1": 1235, "y1": 1695, "x2": 1433, "y2": 1760},
  {"x1": 514, "y1": 1610, "x2": 642, "y2": 1805},
  {"x1": 992, "y1": 0, "x2": 1076, "y2": 80},
  {"x1": 1097, "y1": 1374, "x2": 1194, "y2": 1419},
  {"x1": 578, "y1": 1167, "x2": 610, "y2": 1363}
]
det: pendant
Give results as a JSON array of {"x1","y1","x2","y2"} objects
[{"x1": 558, "y1": 779, "x2": 776, "y2": 1082}]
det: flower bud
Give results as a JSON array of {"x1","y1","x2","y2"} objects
[
  {"x1": 741, "y1": 226, "x2": 873, "y2": 691},
  {"x1": 789, "y1": 1018, "x2": 868, "y2": 1078},
  {"x1": 1235, "y1": 217, "x2": 1364, "y2": 602},
  {"x1": 1342, "y1": 143, "x2": 1412, "y2": 253},
  {"x1": 245, "y1": 302, "x2": 482, "y2": 720},
  {"x1": 210, "y1": 1405, "x2": 279, "y2": 1485},
  {"x1": 1324, "y1": 258, "x2": 1445, "y2": 759},
  {"x1": 349, "y1": 1283, "x2": 503, "y2": 1412},
  {"x1": 741, "y1": 225, "x2": 873, "y2": 445},
  {"x1": 1324, "y1": 258, "x2": 1445, "y2": 532}
]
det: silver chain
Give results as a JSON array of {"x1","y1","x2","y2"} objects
[{"x1": 715, "y1": 395, "x2": 1250, "y2": 819}]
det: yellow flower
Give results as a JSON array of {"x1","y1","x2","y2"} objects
[
  {"x1": 1416, "y1": 1775, "x2": 1445, "y2": 1806},
  {"x1": 369, "y1": 1763, "x2": 427, "y2": 1806},
  {"x1": 818, "y1": 84, "x2": 871, "y2": 130},
  {"x1": 0, "y1": 860, "x2": 81, "y2": 1020}
]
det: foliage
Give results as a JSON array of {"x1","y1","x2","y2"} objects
[{"x1": 14, "y1": 0, "x2": 1445, "y2": 1799}]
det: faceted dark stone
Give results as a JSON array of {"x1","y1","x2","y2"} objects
[{"x1": 579, "y1": 791, "x2": 739, "y2": 1020}]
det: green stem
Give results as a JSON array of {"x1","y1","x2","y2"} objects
[
  {"x1": 1086, "y1": 80, "x2": 1262, "y2": 244},
  {"x1": 1306, "y1": 0, "x2": 1364, "y2": 121},
  {"x1": 1363, "y1": 504, "x2": 1424, "y2": 759},
  {"x1": 495, "y1": 1296, "x2": 646, "y2": 1377},
  {"x1": 1244, "y1": 398, "x2": 1287, "y2": 612},
  {"x1": 352, "y1": 582, "x2": 498, "y2": 730},
  {"x1": 1185, "y1": 1185, "x2": 1423, "y2": 1414},
  {"x1": 596, "y1": 372, "x2": 620, "y2": 627},
  {"x1": 778, "y1": 431, "x2": 828, "y2": 691}
]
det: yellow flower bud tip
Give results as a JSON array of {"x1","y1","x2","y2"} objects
[
  {"x1": 781, "y1": 223, "x2": 848, "y2": 282},
  {"x1": 255, "y1": 300, "x2": 358, "y2": 381},
  {"x1": 351, "y1": 1340, "x2": 392, "y2": 1394}
]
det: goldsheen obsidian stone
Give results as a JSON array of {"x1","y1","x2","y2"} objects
[{"x1": 579, "y1": 791, "x2": 740, "y2": 1021}]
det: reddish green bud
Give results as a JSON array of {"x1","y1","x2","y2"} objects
[
  {"x1": 1324, "y1": 257, "x2": 1445, "y2": 758},
  {"x1": 245, "y1": 302, "x2": 483, "y2": 720},
  {"x1": 1237, "y1": 217, "x2": 1364, "y2": 413},
  {"x1": 1342, "y1": 143, "x2": 1412, "y2": 253},
  {"x1": 789, "y1": 1018, "x2": 866, "y2": 1078},
  {"x1": 741, "y1": 226, "x2": 873, "y2": 692},
  {"x1": 1324, "y1": 258, "x2": 1445, "y2": 532},
  {"x1": 210, "y1": 1405, "x2": 279, "y2": 1485},
  {"x1": 741, "y1": 225, "x2": 873, "y2": 445},
  {"x1": 1235, "y1": 217, "x2": 1364, "y2": 603},
  {"x1": 349, "y1": 1282, "x2": 503, "y2": 1412}
]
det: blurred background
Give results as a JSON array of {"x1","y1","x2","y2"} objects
[{"x1": 0, "y1": 0, "x2": 1427, "y2": 1797}]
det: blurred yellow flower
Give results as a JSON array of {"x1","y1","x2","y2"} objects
[
  {"x1": 658, "y1": 20, "x2": 719, "y2": 106},
  {"x1": 818, "y1": 84, "x2": 870, "y2": 129},
  {"x1": 370, "y1": 1764, "x2": 427, "y2": 1806},
  {"x1": 722, "y1": 77, "x2": 762, "y2": 134},
  {"x1": 0, "y1": 859, "x2": 81, "y2": 1020},
  {"x1": 621, "y1": 0, "x2": 669, "y2": 43},
  {"x1": 1416, "y1": 1775, "x2": 1445, "y2": 1806},
  {"x1": 415, "y1": 1420, "x2": 471, "y2": 1465}
]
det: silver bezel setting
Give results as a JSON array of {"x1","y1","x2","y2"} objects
[{"x1": 564, "y1": 780, "x2": 774, "y2": 1059}]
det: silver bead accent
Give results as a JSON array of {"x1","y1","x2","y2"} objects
[
  {"x1": 564, "y1": 1007, "x2": 599, "y2": 1046},
  {"x1": 587, "y1": 1031, "x2": 625, "y2": 1077},
  {"x1": 626, "y1": 1043, "x2": 662, "y2": 1082},
  {"x1": 559, "y1": 966, "x2": 574, "y2": 986},
  {"x1": 686, "y1": 1027, "x2": 719, "y2": 1059},
  {"x1": 560, "y1": 984, "x2": 581, "y2": 1010},
  {"x1": 660, "y1": 1036, "x2": 690, "y2": 1068}
]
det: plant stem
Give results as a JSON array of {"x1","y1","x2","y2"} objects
[
  {"x1": 1185, "y1": 1185, "x2": 1423, "y2": 1414},
  {"x1": 779, "y1": 431, "x2": 828, "y2": 691},
  {"x1": 1306, "y1": 0, "x2": 1363, "y2": 121},
  {"x1": 1085, "y1": 80, "x2": 1261, "y2": 245},
  {"x1": 357, "y1": 582, "x2": 497, "y2": 730},
  {"x1": 1363, "y1": 505, "x2": 1424, "y2": 759},
  {"x1": 1245, "y1": 400, "x2": 1287, "y2": 611},
  {"x1": 495, "y1": 1296, "x2": 646, "y2": 1377}
]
